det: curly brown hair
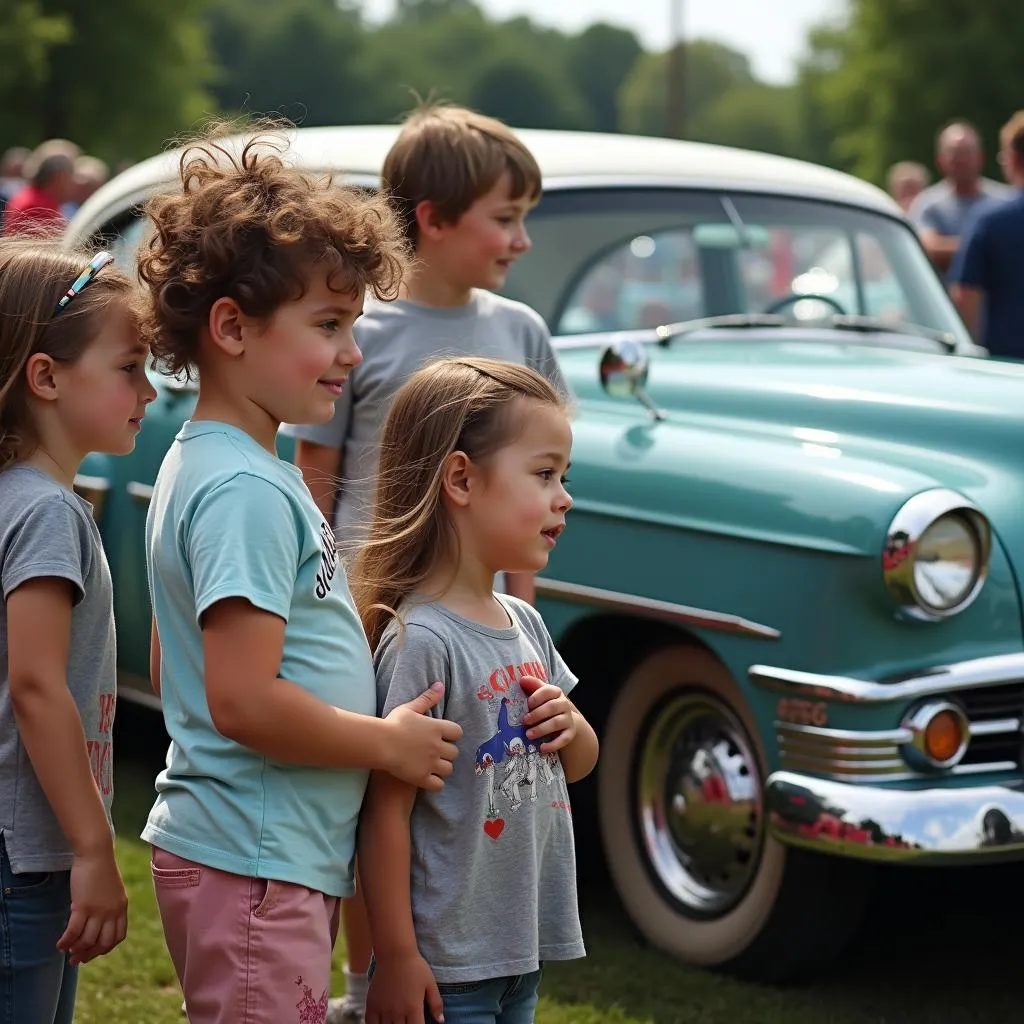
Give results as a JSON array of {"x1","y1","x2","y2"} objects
[{"x1": 138, "y1": 124, "x2": 411, "y2": 379}]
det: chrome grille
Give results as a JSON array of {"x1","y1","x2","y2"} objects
[
  {"x1": 776, "y1": 684, "x2": 1023, "y2": 782},
  {"x1": 955, "y1": 683, "x2": 1023, "y2": 768}
]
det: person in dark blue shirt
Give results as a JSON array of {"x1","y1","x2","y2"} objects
[{"x1": 950, "y1": 111, "x2": 1024, "y2": 359}]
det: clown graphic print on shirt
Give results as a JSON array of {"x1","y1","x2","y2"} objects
[
  {"x1": 474, "y1": 684, "x2": 564, "y2": 837},
  {"x1": 372, "y1": 595, "x2": 586, "y2": 984}
]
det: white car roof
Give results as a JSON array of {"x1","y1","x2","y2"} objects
[{"x1": 68, "y1": 125, "x2": 899, "y2": 237}]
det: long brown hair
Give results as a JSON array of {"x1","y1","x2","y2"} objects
[
  {"x1": 351, "y1": 356, "x2": 567, "y2": 650},
  {"x1": 0, "y1": 238, "x2": 137, "y2": 470}
]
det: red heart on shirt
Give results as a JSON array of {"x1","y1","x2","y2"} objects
[{"x1": 484, "y1": 818, "x2": 505, "y2": 840}]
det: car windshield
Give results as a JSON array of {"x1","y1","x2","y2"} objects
[{"x1": 507, "y1": 188, "x2": 971, "y2": 350}]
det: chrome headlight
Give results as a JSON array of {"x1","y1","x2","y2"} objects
[{"x1": 883, "y1": 489, "x2": 991, "y2": 621}]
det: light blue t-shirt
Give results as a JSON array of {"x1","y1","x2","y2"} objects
[{"x1": 142, "y1": 420, "x2": 377, "y2": 897}]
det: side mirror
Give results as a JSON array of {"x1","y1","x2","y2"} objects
[{"x1": 599, "y1": 340, "x2": 665, "y2": 420}]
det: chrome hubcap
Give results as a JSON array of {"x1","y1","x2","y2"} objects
[{"x1": 636, "y1": 691, "x2": 764, "y2": 917}]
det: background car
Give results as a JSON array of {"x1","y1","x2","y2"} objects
[{"x1": 65, "y1": 125, "x2": 1024, "y2": 982}]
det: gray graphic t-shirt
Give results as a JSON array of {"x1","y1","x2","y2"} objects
[
  {"x1": 375, "y1": 596, "x2": 585, "y2": 983},
  {"x1": 282, "y1": 290, "x2": 569, "y2": 547},
  {"x1": 0, "y1": 465, "x2": 116, "y2": 871}
]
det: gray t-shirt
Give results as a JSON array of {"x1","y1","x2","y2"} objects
[
  {"x1": 375, "y1": 595, "x2": 585, "y2": 983},
  {"x1": 0, "y1": 465, "x2": 116, "y2": 872},
  {"x1": 909, "y1": 178, "x2": 1012, "y2": 237},
  {"x1": 282, "y1": 290, "x2": 569, "y2": 545}
]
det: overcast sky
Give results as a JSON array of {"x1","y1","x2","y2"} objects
[{"x1": 361, "y1": 0, "x2": 845, "y2": 83}]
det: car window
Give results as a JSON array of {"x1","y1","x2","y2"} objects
[
  {"x1": 108, "y1": 215, "x2": 153, "y2": 275},
  {"x1": 512, "y1": 189, "x2": 968, "y2": 346},
  {"x1": 83, "y1": 210, "x2": 152, "y2": 278},
  {"x1": 558, "y1": 230, "x2": 705, "y2": 334}
]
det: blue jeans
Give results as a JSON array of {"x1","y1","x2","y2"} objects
[
  {"x1": 427, "y1": 970, "x2": 542, "y2": 1024},
  {"x1": 0, "y1": 836, "x2": 77, "y2": 1024}
]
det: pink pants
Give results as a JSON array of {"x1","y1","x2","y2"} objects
[{"x1": 151, "y1": 847, "x2": 341, "y2": 1024}]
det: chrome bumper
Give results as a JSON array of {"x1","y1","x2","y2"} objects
[{"x1": 766, "y1": 770, "x2": 1024, "y2": 864}]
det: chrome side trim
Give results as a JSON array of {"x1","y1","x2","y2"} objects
[
  {"x1": 779, "y1": 722, "x2": 912, "y2": 745},
  {"x1": 535, "y1": 577, "x2": 781, "y2": 639},
  {"x1": 127, "y1": 482, "x2": 154, "y2": 506},
  {"x1": 777, "y1": 721, "x2": 909, "y2": 781},
  {"x1": 772, "y1": 684, "x2": 1022, "y2": 782},
  {"x1": 971, "y1": 718, "x2": 1021, "y2": 737},
  {"x1": 116, "y1": 670, "x2": 161, "y2": 711},
  {"x1": 766, "y1": 770, "x2": 1024, "y2": 864},
  {"x1": 749, "y1": 652, "x2": 1024, "y2": 703}
]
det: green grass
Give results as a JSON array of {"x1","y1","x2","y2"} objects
[{"x1": 77, "y1": 709, "x2": 1022, "y2": 1023}]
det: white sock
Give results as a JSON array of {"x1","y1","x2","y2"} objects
[{"x1": 344, "y1": 967, "x2": 369, "y2": 1009}]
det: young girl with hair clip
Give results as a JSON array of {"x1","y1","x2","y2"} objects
[
  {"x1": 135, "y1": 127, "x2": 464, "y2": 1024},
  {"x1": 353, "y1": 356, "x2": 599, "y2": 1024},
  {"x1": 0, "y1": 239, "x2": 155, "y2": 1023}
]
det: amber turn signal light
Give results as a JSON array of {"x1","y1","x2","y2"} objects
[
  {"x1": 901, "y1": 700, "x2": 970, "y2": 771},
  {"x1": 923, "y1": 709, "x2": 965, "y2": 763}
]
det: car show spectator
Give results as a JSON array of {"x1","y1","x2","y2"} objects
[
  {"x1": 909, "y1": 120, "x2": 1012, "y2": 273},
  {"x1": 886, "y1": 160, "x2": 930, "y2": 212},
  {"x1": 949, "y1": 111, "x2": 1024, "y2": 359}
]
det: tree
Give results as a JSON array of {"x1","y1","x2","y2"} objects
[
  {"x1": 7, "y1": 0, "x2": 212, "y2": 161},
  {"x1": 618, "y1": 39, "x2": 756, "y2": 139},
  {"x1": 208, "y1": 0, "x2": 370, "y2": 126},
  {"x1": 694, "y1": 83, "x2": 804, "y2": 158},
  {"x1": 792, "y1": 24, "x2": 850, "y2": 169},
  {"x1": 0, "y1": 1, "x2": 68, "y2": 94},
  {"x1": 394, "y1": 0, "x2": 478, "y2": 23},
  {"x1": 566, "y1": 23, "x2": 643, "y2": 133},
  {"x1": 468, "y1": 52, "x2": 589, "y2": 131},
  {"x1": 356, "y1": 3, "x2": 495, "y2": 121},
  {"x1": 0, "y1": 2, "x2": 68, "y2": 147},
  {"x1": 803, "y1": 0, "x2": 1024, "y2": 183}
]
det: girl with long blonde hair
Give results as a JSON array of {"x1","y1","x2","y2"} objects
[{"x1": 353, "y1": 355, "x2": 599, "y2": 1024}]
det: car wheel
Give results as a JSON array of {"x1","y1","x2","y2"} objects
[{"x1": 597, "y1": 644, "x2": 870, "y2": 982}]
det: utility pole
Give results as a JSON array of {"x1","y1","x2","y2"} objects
[{"x1": 667, "y1": 0, "x2": 685, "y2": 139}]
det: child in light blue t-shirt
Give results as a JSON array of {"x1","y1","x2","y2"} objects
[{"x1": 137, "y1": 128, "x2": 462, "y2": 1024}]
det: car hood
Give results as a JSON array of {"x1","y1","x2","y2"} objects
[{"x1": 558, "y1": 336, "x2": 1024, "y2": 561}]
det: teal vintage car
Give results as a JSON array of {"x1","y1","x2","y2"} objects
[{"x1": 64, "y1": 126, "x2": 1024, "y2": 981}]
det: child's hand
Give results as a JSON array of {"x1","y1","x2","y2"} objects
[
  {"x1": 58, "y1": 845, "x2": 128, "y2": 965},
  {"x1": 366, "y1": 952, "x2": 444, "y2": 1024},
  {"x1": 520, "y1": 674, "x2": 577, "y2": 754},
  {"x1": 382, "y1": 682, "x2": 463, "y2": 791}
]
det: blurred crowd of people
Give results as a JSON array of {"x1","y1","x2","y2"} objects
[
  {"x1": 885, "y1": 112, "x2": 1024, "y2": 359},
  {"x1": 3, "y1": 116, "x2": 1022, "y2": 358},
  {"x1": 0, "y1": 138, "x2": 111, "y2": 237}
]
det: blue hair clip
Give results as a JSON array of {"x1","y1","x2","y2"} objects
[{"x1": 54, "y1": 251, "x2": 116, "y2": 314}]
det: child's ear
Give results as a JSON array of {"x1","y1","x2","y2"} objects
[
  {"x1": 24, "y1": 353, "x2": 59, "y2": 402},
  {"x1": 415, "y1": 200, "x2": 450, "y2": 243},
  {"x1": 208, "y1": 297, "x2": 250, "y2": 357},
  {"x1": 440, "y1": 450, "x2": 477, "y2": 506}
]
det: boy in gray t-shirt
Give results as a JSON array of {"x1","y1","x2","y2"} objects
[
  {"x1": 285, "y1": 290, "x2": 566, "y2": 546},
  {"x1": 288, "y1": 102, "x2": 568, "y2": 1024},
  {"x1": 374, "y1": 596, "x2": 586, "y2": 984}
]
